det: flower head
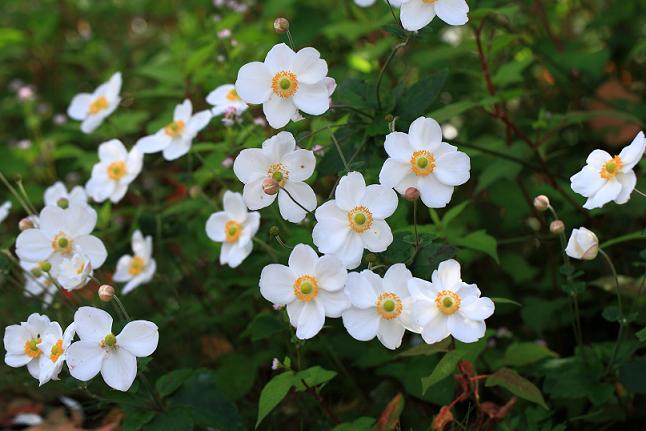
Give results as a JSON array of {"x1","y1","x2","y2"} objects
[
  {"x1": 399, "y1": 0, "x2": 469, "y2": 31},
  {"x1": 206, "y1": 84, "x2": 248, "y2": 119},
  {"x1": 341, "y1": 264, "x2": 418, "y2": 349},
  {"x1": 37, "y1": 322, "x2": 76, "y2": 386},
  {"x1": 113, "y1": 230, "x2": 157, "y2": 294},
  {"x1": 44, "y1": 182, "x2": 88, "y2": 209},
  {"x1": 313, "y1": 172, "x2": 398, "y2": 269},
  {"x1": 565, "y1": 227, "x2": 599, "y2": 261},
  {"x1": 136, "y1": 99, "x2": 212, "y2": 161},
  {"x1": 260, "y1": 244, "x2": 349, "y2": 339},
  {"x1": 66, "y1": 307, "x2": 159, "y2": 391},
  {"x1": 3, "y1": 313, "x2": 54, "y2": 379},
  {"x1": 235, "y1": 43, "x2": 331, "y2": 128},
  {"x1": 53, "y1": 253, "x2": 93, "y2": 291},
  {"x1": 379, "y1": 116, "x2": 470, "y2": 208},
  {"x1": 233, "y1": 131, "x2": 317, "y2": 223},
  {"x1": 570, "y1": 131, "x2": 645, "y2": 209},
  {"x1": 205, "y1": 191, "x2": 261, "y2": 268},
  {"x1": 66, "y1": 72, "x2": 121, "y2": 134},
  {"x1": 86, "y1": 139, "x2": 143, "y2": 203},
  {"x1": 409, "y1": 259, "x2": 494, "y2": 344}
]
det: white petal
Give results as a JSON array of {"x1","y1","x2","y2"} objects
[
  {"x1": 447, "y1": 314, "x2": 486, "y2": 343},
  {"x1": 337, "y1": 233, "x2": 366, "y2": 269},
  {"x1": 98, "y1": 139, "x2": 128, "y2": 163},
  {"x1": 412, "y1": 298, "x2": 440, "y2": 327},
  {"x1": 278, "y1": 182, "x2": 317, "y2": 223},
  {"x1": 317, "y1": 291, "x2": 349, "y2": 317},
  {"x1": 408, "y1": 116, "x2": 443, "y2": 151},
  {"x1": 220, "y1": 241, "x2": 253, "y2": 268},
  {"x1": 383, "y1": 263, "x2": 412, "y2": 298},
  {"x1": 361, "y1": 184, "x2": 398, "y2": 219},
  {"x1": 314, "y1": 254, "x2": 347, "y2": 292},
  {"x1": 67, "y1": 94, "x2": 92, "y2": 120},
  {"x1": 361, "y1": 219, "x2": 393, "y2": 253},
  {"x1": 434, "y1": 150, "x2": 470, "y2": 186},
  {"x1": 435, "y1": 0, "x2": 469, "y2": 26},
  {"x1": 379, "y1": 158, "x2": 413, "y2": 190},
  {"x1": 295, "y1": 300, "x2": 325, "y2": 339},
  {"x1": 116, "y1": 321, "x2": 159, "y2": 357},
  {"x1": 570, "y1": 165, "x2": 606, "y2": 198},
  {"x1": 342, "y1": 307, "x2": 380, "y2": 341},
  {"x1": 417, "y1": 174, "x2": 455, "y2": 208},
  {"x1": 233, "y1": 148, "x2": 270, "y2": 184},
  {"x1": 186, "y1": 111, "x2": 212, "y2": 137},
  {"x1": 223, "y1": 191, "x2": 248, "y2": 222},
  {"x1": 384, "y1": 132, "x2": 414, "y2": 162},
  {"x1": 206, "y1": 84, "x2": 235, "y2": 105},
  {"x1": 4, "y1": 324, "x2": 30, "y2": 354},
  {"x1": 74, "y1": 307, "x2": 112, "y2": 343},
  {"x1": 582, "y1": 179, "x2": 622, "y2": 210},
  {"x1": 264, "y1": 43, "x2": 296, "y2": 74},
  {"x1": 136, "y1": 131, "x2": 171, "y2": 154},
  {"x1": 459, "y1": 297, "x2": 494, "y2": 321},
  {"x1": 16, "y1": 229, "x2": 52, "y2": 262},
  {"x1": 619, "y1": 131, "x2": 645, "y2": 171},
  {"x1": 586, "y1": 149, "x2": 612, "y2": 169},
  {"x1": 289, "y1": 244, "x2": 319, "y2": 274},
  {"x1": 293, "y1": 82, "x2": 330, "y2": 116},
  {"x1": 243, "y1": 177, "x2": 277, "y2": 210},
  {"x1": 74, "y1": 235, "x2": 108, "y2": 268},
  {"x1": 312, "y1": 219, "x2": 350, "y2": 254},
  {"x1": 421, "y1": 314, "x2": 450, "y2": 344},
  {"x1": 162, "y1": 139, "x2": 191, "y2": 161},
  {"x1": 314, "y1": 200, "x2": 347, "y2": 223},
  {"x1": 282, "y1": 149, "x2": 316, "y2": 182},
  {"x1": 345, "y1": 271, "x2": 379, "y2": 308},
  {"x1": 292, "y1": 47, "x2": 328, "y2": 84},
  {"x1": 377, "y1": 319, "x2": 406, "y2": 350},
  {"x1": 400, "y1": 0, "x2": 436, "y2": 31},
  {"x1": 65, "y1": 205, "x2": 97, "y2": 236},
  {"x1": 80, "y1": 115, "x2": 104, "y2": 134},
  {"x1": 335, "y1": 172, "x2": 366, "y2": 211},
  {"x1": 174, "y1": 99, "x2": 193, "y2": 122},
  {"x1": 260, "y1": 264, "x2": 297, "y2": 305},
  {"x1": 235, "y1": 62, "x2": 272, "y2": 104},
  {"x1": 101, "y1": 348, "x2": 137, "y2": 391},
  {"x1": 263, "y1": 131, "x2": 296, "y2": 161},
  {"x1": 66, "y1": 341, "x2": 106, "y2": 381},
  {"x1": 263, "y1": 95, "x2": 298, "y2": 129},
  {"x1": 615, "y1": 170, "x2": 637, "y2": 204},
  {"x1": 5, "y1": 353, "x2": 31, "y2": 367}
]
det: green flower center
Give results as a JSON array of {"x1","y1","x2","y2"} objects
[
  {"x1": 57, "y1": 198, "x2": 69, "y2": 209},
  {"x1": 103, "y1": 333, "x2": 117, "y2": 348},
  {"x1": 383, "y1": 300, "x2": 396, "y2": 312}
]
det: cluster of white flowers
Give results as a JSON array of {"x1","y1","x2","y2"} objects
[
  {"x1": 353, "y1": 0, "x2": 469, "y2": 32},
  {"x1": 3, "y1": 308, "x2": 158, "y2": 391}
]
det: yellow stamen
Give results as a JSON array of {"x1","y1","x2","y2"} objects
[
  {"x1": 100, "y1": 333, "x2": 117, "y2": 349},
  {"x1": 88, "y1": 96, "x2": 109, "y2": 115},
  {"x1": 267, "y1": 163, "x2": 289, "y2": 187},
  {"x1": 435, "y1": 290, "x2": 461, "y2": 315},
  {"x1": 410, "y1": 150, "x2": 436, "y2": 176},
  {"x1": 271, "y1": 71, "x2": 298, "y2": 98},
  {"x1": 24, "y1": 338, "x2": 42, "y2": 358},
  {"x1": 293, "y1": 274, "x2": 319, "y2": 302},
  {"x1": 224, "y1": 220, "x2": 242, "y2": 243},
  {"x1": 376, "y1": 292, "x2": 403, "y2": 320},
  {"x1": 226, "y1": 89, "x2": 240, "y2": 101},
  {"x1": 164, "y1": 120, "x2": 186, "y2": 138},
  {"x1": 107, "y1": 161, "x2": 127, "y2": 181},
  {"x1": 52, "y1": 232, "x2": 73, "y2": 256},
  {"x1": 347, "y1": 206, "x2": 373, "y2": 233},
  {"x1": 599, "y1": 155, "x2": 623, "y2": 180},
  {"x1": 128, "y1": 256, "x2": 146, "y2": 276},
  {"x1": 50, "y1": 339, "x2": 64, "y2": 363}
]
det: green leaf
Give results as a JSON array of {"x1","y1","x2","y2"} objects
[
  {"x1": 396, "y1": 69, "x2": 448, "y2": 123},
  {"x1": 156, "y1": 368, "x2": 195, "y2": 398},
  {"x1": 398, "y1": 338, "x2": 452, "y2": 358},
  {"x1": 486, "y1": 368, "x2": 548, "y2": 409},
  {"x1": 122, "y1": 408, "x2": 155, "y2": 431},
  {"x1": 491, "y1": 297, "x2": 522, "y2": 307},
  {"x1": 636, "y1": 327, "x2": 646, "y2": 342},
  {"x1": 502, "y1": 342, "x2": 558, "y2": 367},
  {"x1": 441, "y1": 200, "x2": 470, "y2": 227},
  {"x1": 293, "y1": 366, "x2": 337, "y2": 391},
  {"x1": 421, "y1": 350, "x2": 465, "y2": 393},
  {"x1": 454, "y1": 230, "x2": 499, "y2": 263},
  {"x1": 143, "y1": 406, "x2": 193, "y2": 431},
  {"x1": 242, "y1": 312, "x2": 286, "y2": 342},
  {"x1": 256, "y1": 371, "x2": 295, "y2": 428},
  {"x1": 331, "y1": 417, "x2": 375, "y2": 431}
]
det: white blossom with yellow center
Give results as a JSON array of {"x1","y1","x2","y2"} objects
[
  {"x1": 379, "y1": 116, "x2": 470, "y2": 208},
  {"x1": 205, "y1": 191, "x2": 260, "y2": 268},
  {"x1": 136, "y1": 99, "x2": 212, "y2": 161},
  {"x1": 67, "y1": 72, "x2": 122, "y2": 134},
  {"x1": 235, "y1": 43, "x2": 332, "y2": 129},
  {"x1": 85, "y1": 139, "x2": 142, "y2": 204},
  {"x1": 341, "y1": 264, "x2": 419, "y2": 350},
  {"x1": 313, "y1": 172, "x2": 398, "y2": 269},
  {"x1": 37, "y1": 322, "x2": 76, "y2": 386},
  {"x1": 3, "y1": 313, "x2": 54, "y2": 380},
  {"x1": 44, "y1": 181, "x2": 88, "y2": 209},
  {"x1": 207, "y1": 83, "x2": 248, "y2": 119},
  {"x1": 113, "y1": 230, "x2": 157, "y2": 295},
  {"x1": 260, "y1": 244, "x2": 349, "y2": 340},
  {"x1": 399, "y1": 0, "x2": 469, "y2": 32},
  {"x1": 570, "y1": 131, "x2": 645, "y2": 209},
  {"x1": 233, "y1": 131, "x2": 317, "y2": 223},
  {"x1": 409, "y1": 259, "x2": 494, "y2": 344},
  {"x1": 53, "y1": 253, "x2": 93, "y2": 291}
]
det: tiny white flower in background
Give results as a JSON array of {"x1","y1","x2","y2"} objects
[
  {"x1": 379, "y1": 116, "x2": 470, "y2": 208},
  {"x1": 0, "y1": 201, "x2": 11, "y2": 223},
  {"x1": 233, "y1": 131, "x2": 317, "y2": 223},
  {"x1": 205, "y1": 191, "x2": 260, "y2": 268},
  {"x1": 67, "y1": 72, "x2": 122, "y2": 134},
  {"x1": 409, "y1": 259, "x2": 494, "y2": 344},
  {"x1": 260, "y1": 244, "x2": 349, "y2": 340},
  {"x1": 16, "y1": 205, "x2": 107, "y2": 271},
  {"x1": 3, "y1": 313, "x2": 53, "y2": 379},
  {"x1": 66, "y1": 307, "x2": 159, "y2": 392},
  {"x1": 207, "y1": 84, "x2": 248, "y2": 117},
  {"x1": 312, "y1": 172, "x2": 398, "y2": 269},
  {"x1": 44, "y1": 182, "x2": 88, "y2": 209},
  {"x1": 341, "y1": 264, "x2": 418, "y2": 349},
  {"x1": 235, "y1": 43, "x2": 332, "y2": 128},
  {"x1": 135, "y1": 99, "x2": 212, "y2": 161},
  {"x1": 37, "y1": 322, "x2": 76, "y2": 386},
  {"x1": 354, "y1": 0, "x2": 402, "y2": 7},
  {"x1": 570, "y1": 131, "x2": 645, "y2": 210},
  {"x1": 86, "y1": 139, "x2": 143, "y2": 203},
  {"x1": 53, "y1": 253, "x2": 93, "y2": 291},
  {"x1": 565, "y1": 227, "x2": 599, "y2": 261},
  {"x1": 113, "y1": 230, "x2": 157, "y2": 294},
  {"x1": 399, "y1": 0, "x2": 469, "y2": 31}
]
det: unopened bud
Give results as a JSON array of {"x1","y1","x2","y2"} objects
[
  {"x1": 384, "y1": 114, "x2": 394, "y2": 122},
  {"x1": 262, "y1": 178, "x2": 280, "y2": 195},
  {"x1": 39, "y1": 261, "x2": 52, "y2": 272},
  {"x1": 269, "y1": 226, "x2": 280, "y2": 236},
  {"x1": 98, "y1": 284, "x2": 115, "y2": 302},
  {"x1": 404, "y1": 187, "x2": 420, "y2": 201},
  {"x1": 550, "y1": 220, "x2": 565, "y2": 235},
  {"x1": 533, "y1": 195, "x2": 550, "y2": 212},
  {"x1": 31, "y1": 268, "x2": 43, "y2": 277},
  {"x1": 273, "y1": 18, "x2": 290, "y2": 34},
  {"x1": 18, "y1": 217, "x2": 34, "y2": 231}
]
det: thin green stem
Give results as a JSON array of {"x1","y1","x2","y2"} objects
[
  {"x1": 285, "y1": 29, "x2": 296, "y2": 50},
  {"x1": 633, "y1": 188, "x2": 646, "y2": 198},
  {"x1": 252, "y1": 237, "x2": 279, "y2": 261},
  {"x1": 413, "y1": 199, "x2": 420, "y2": 252},
  {"x1": 0, "y1": 172, "x2": 35, "y2": 216},
  {"x1": 112, "y1": 295, "x2": 132, "y2": 322},
  {"x1": 279, "y1": 186, "x2": 314, "y2": 216},
  {"x1": 599, "y1": 249, "x2": 624, "y2": 374},
  {"x1": 331, "y1": 134, "x2": 350, "y2": 172},
  {"x1": 376, "y1": 35, "x2": 410, "y2": 111}
]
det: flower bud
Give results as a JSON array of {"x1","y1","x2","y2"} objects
[
  {"x1": 262, "y1": 178, "x2": 280, "y2": 195},
  {"x1": 269, "y1": 226, "x2": 280, "y2": 236},
  {"x1": 404, "y1": 187, "x2": 420, "y2": 202},
  {"x1": 98, "y1": 284, "x2": 115, "y2": 302},
  {"x1": 533, "y1": 195, "x2": 550, "y2": 212},
  {"x1": 31, "y1": 268, "x2": 43, "y2": 277},
  {"x1": 18, "y1": 217, "x2": 34, "y2": 231},
  {"x1": 38, "y1": 261, "x2": 52, "y2": 272},
  {"x1": 365, "y1": 253, "x2": 378, "y2": 264},
  {"x1": 565, "y1": 227, "x2": 598, "y2": 261},
  {"x1": 384, "y1": 114, "x2": 394, "y2": 122},
  {"x1": 273, "y1": 18, "x2": 290, "y2": 34},
  {"x1": 549, "y1": 220, "x2": 565, "y2": 235}
]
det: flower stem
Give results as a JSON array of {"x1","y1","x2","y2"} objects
[
  {"x1": 330, "y1": 134, "x2": 350, "y2": 172},
  {"x1": 285, "y1": 29, "x2": 296, "y2": 51},
  {"x1": 278, "y1": 186, "x2": 314, "y2": 216},
  {"x1": 599, "y1": 249, "x2": 625, "y2": 375},
  {"x1": 112, "y1": 294, "x2": 132, "y2": 322},
  {"x1": 0, "y1": 172, "x2": 36, "y2": 216},
  {"x1": 138, "y1": 371, "x2": 165, "y2": 411},
  {"x1": 413, "y1": 199, "x2": 420, "y2": 252},
  {"x1": 634, "y1": 188, "x2": 646, "y2": 198},
  {"x1": 252, "y1": 237, "x2": 279, "y2": 260},
  {"x1": 376, "y1": 35, "x2": 410, "y2": 111}
]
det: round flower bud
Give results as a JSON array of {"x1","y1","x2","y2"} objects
[
  {"x1": 365, "y1": 253, "x2": 378, "y2": 264},
  {"x1": 269, "y1": 226, "x2": 280, "y2": 236},
  {"x1": 262, "y1": 178, "x2": 280, "y2": 195},
  {"x1": 549, "y1": 220, "x2": 565, "y2": 235},
  {"x1": 38, "y1": 261, "x2": 52, "y2": 272},
  {"x1": 273, "y1": 18, "x2": 290, "y2": 34},
  {"x1": 533, "y1": 195, "x2": 550, "y2": 212},
  {"x1": 98, "y1": 284, "x2": 115, "y2": 302},
  {"x1": 404, "y1": 187, "x2": 420, "y2": 202},
  {"x1": 18, "y1": 217, "x2": 34, "y2": 231},
  {"x1": 384, "y1": 114, "x2": 394, "y2": 122},
  {"x1": 31, "y1": 268, "x2": 43, "y2": 277}
]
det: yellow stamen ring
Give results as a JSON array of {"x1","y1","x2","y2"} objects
[
  {"x1": 347, "y1": 206, "x2": 373, "y2": 233},
  {"x1": 271, "y1": 71, "x2": 298, "y2": 98},
  {"x1": 293, "y1": 274, "x2": 319, "y2": 302},
  {"x1": 435, "y1": 290, "x2": 461, "y2": 315},
  {"x1": 376, "y1": 292, "x2": 403, "y2": 320}
]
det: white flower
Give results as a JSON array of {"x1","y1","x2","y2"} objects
[
  {"x1": 66, "y1": 72, "x2": 122, "y2": 134},
  {"x1": 206, "y1": 84, "x2": 248, "y2": 117},
  {"x1": 53, "y1": 253, "x2": 93, "y2": 291},
  {"x1": 37, "y1": 322, "x2": 76, "y2": 386},
  {"x1": 312, "y1": 172, "x2": 398, "y2": 269},
  {"x1": 44, "y1": 182, "x2": 87, "y2": 209},
  {"x1": 66, "y1": 307, "x2": 159, "y2": 392},
  {"x1": 260, "y1": 244, "x2": 349, "y2": 339},
  {"x1": 21, "y1": 261, "x2": 57, "y2": 307},
  {"x1": 379, "y1": 116, "x2": 470, "y2": 208},
  {"x1": 3, "y1": 313, "x2": 53, "y2": 379},
  {"x1": 341, "y1": 264, "x2": 418, "y2": 349},
  {"x1": 86, "y1": 139, "x2": 143, "y2": 203},
  {"x1": 409, "y1": 259, "x2": 494, "y2": 344},
  {"x1": 113, "y1": 230, "x2": 157, "y2": 294},
  {"x1": 235, "y1": 43, "x2": 331, "y2": 128},
  {"x1": 570, "y1": 131, "x2": 645, "y2": 209},
  {"x1": 354, "y1": 0, "x2": 402, "y2": 7},
  {"x1": 565, "y1": 227, "x2": 599, "y2": 261},
  {"x1": 15, "y1": 205, "x2": 107, "y2": 271},
  {"x1": 399, "y1": 0, "x2": 469, "y2": 31},
  {"x1": 233, "y1": 131, "x2": 317, "y2": 223},
  {"x1": 205, "y1": 191, "x2": 260, "y2": 268},
  {"x1": 0, "y1": 201, "x2": 11, "y2": 223},
  {"x1": 135, "y1": 99, "x2": 212, "y2": 161}
]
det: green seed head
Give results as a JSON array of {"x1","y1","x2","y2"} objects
[
  {"x1": 103, "y1": 333, "x2": 117, "y2": 348},
  {"x1": 280, "y1": 78, "x2": 291, "y2": 90},
  {"x1": 300, "y1": 282, "x2": 313, "y2": 295},
  {"x1": 383, "y1": 300, "x2": 396, "y2": 312},
  {"x1": 442, "y1": 297, "x2": 454, "y2": 308},
  {"x1": 416, "y1": 157, "x2": 428, "y2": 169},
  {"x1": 354, "y1": 213, "x2": 367, "y2": 225},
  {"x1": 57, "y1": 198, "x2": 69, "y2": 209},
  {"x1": 57, "y1": 237, "x2": 69, "y2": 248}
]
